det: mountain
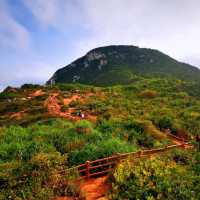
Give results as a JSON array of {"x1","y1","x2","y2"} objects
[{"x1": 49, "y1": 45, "x2": 200, "y2": 86}]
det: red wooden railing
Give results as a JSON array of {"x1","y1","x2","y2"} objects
[
  {"x1": 61, "y1": 142, "x2": 191, "y2": 179},
  {"x1": 164, "y1": 131, "x2": 187, "y2": 142}
]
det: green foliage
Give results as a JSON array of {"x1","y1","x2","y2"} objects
[
  {"x1": 111, "y1": 156, "x2": 200, "y2": 200},
  {"x1": 60, "y1": 104, "x2": 69, "y2": 112},
  {"x1": 1, "y1": 73, "x2": 200, "y2": 199},
  {"x1": 0, "y1": 119, "x2": 140, "y2": 198},
  {"x1": 0, "y1": 91, "x2": 19, "y2": 100},
  {"x1": 69, "y1": 138, "x2": 136, "y2": 165},
  {"x1": 156, "y1": 116, "x2": 173, "y2": 130},
  {"x1": 1, "y1": 77, "x2": 200, "y2": 137},
  {"x1": 21, "y1": 84, "x2": 42, "y2": 89},
  {"x1": 0, "y1": 152, "x2": 68, "y2": 200},
  {"x1": 139, "y1": 89, "x2": 158, "y2": 98}
]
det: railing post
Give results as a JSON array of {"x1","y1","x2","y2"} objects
[{"x1": 86, "y1": 160, "x2": 90, "y2": 179}]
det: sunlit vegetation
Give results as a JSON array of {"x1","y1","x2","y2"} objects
[
  {"x1": 110, "y1": 149, "x2": 200, "y2": 200},
  {"x1": 1, "y1": 118, "x2": 161, "y2": 199},
  {"x1": 0, "y1": 77, "x2": 200, "y2": 199}
]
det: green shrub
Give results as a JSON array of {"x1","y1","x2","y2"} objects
[
  {"x1": 139, "y1": 89, "x2": 158, "y2": 98},
  {"x1": 0, "y1": 152, "x2": 68, "y2": 200},
  {"x1": 158, "y1": 116, "x2": 173, "y2": 130},
  {"x1": 60, "y1": 105, "x2": 69, "y2": 112},
  {"x1": 0, "y1": 92, "x2": 19, "y2": 100},
  {"x1": 21, "y1": 84, "x2": 42, "y2": 89},
  {"x1": 111, "y1": 156, "x2": 199, "y2": 200},
  {"x1": 69, "y1": 138, "x2": 137, "y2": 165}
]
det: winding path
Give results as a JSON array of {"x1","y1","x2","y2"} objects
[
  {"x1": 44, "y1": 93, "x2": 96, "y2": 121},
  {"x1": 50, "y1": 94, "x2": 193, "y2": 200}
]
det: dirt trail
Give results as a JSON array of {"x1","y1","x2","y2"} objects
[
  {"x1": 55, "y1": 176, "x2": 110, "y2": 200},
  {"x1": 164, "y1": 131, "x2": 193, "y2": 149},
  {"x1": 44, "y1": 93, "x2": 75, "y2": 120},
  {"x1": 31, "y1": 89, "x2": 45, "y2": 97},
  {"x1": 169, "y1": 138, "x2": 192, "y2": 149},
  {"x1": 79, "y1": 176, "x2": 110, "y2": 200},
  {"x1": 45, "y1": 93, "x2": 96, "y2": 122},
  {"x1": 63, "y1": 95, "x2": 81, "y2": 105},
  {"x1": 44, "y1": 93, "x2": 61, "y2": 116},
  {"x1": 52, "y1": 99, "x2": 192, "y2": 200},
  {"x1": 56, "y1": 197, "x2": 74, "y2": 200},
  {"x1": 9, "y1": 110, "x2": 27, "y2": 120},
  {"x1": 54, "y1": 134, "x2": 192, "y2": 200}
]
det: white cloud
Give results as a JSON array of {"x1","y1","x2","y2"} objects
[
  {"x1": 22, "y1": 0, "x2": 85, "y2": 31},
  {"x1": 1, "y1": 0, "x2": 200, "y2": 91},
  {"x1": 0, "y1": 0, "x2": 31, "y2": 50},
  {"x1": 20, "y1": 0, "x2": 200, "y2": 67},
  {"x1": 22, "y1": 0, "x2": 59, "y2": 28},
  {"x1": 16, "y1": 61, "x2": 55, "y2": 81},
  {"x1": 75, "y1": 0, "x2": 200, "y2": 67},
  {"x1": 0, "y1": 59, "x2": 54, "y2": 91}
]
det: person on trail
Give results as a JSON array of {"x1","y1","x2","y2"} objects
[
  {"x1": 81, "y1": 113, "x2": 85, "y2": 119},
  {"x1": 76, "y1": 110, "x2": 85, "y2": 119},
  {"x1": 76, "y1": 110, "x2": 81, "y2": 116}
]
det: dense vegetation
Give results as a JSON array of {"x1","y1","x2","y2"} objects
[
  {"x1": 0, "y1": 76, "x2": 200, "y2": 199},
  {"x1": 47, "y1": 45, "x2": 200, "y2": 86},
  {"x1": 1, "y1": 78, "x2": 200, "y2": 137},
  {"x1": 110, "y1": 148, "x2": 200, "y2": 200},
  {"x1": 1, "y1": 117, "x2": 169, "y2": 199}
]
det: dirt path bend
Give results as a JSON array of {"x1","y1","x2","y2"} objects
[
  {"x1": 31, "y1": 89, "x2": 45, "y2": 97},
  {"x1": 44, "y1": 93, "x2": 61, "y2": 116},
  {"x1": 45, "y1": 93, "x2": 97, "y2": 122},
  {"x1": 55, "y1": 176, "x2": 110, "y2": 200},
  {"x1": 63, "y1": 95, "x2": 81, "y2": 106},
  {"x1": 54, "y1": 132, "x2": 193, "y2": 200},
  {"x1": 79, "y1": 176, "x2": 110, "y2": 200},
  {"x1": 164, "y1": 131, "x2": 193, "y2": 149},
  {"x1": 9, "y1": 110, "x2": 27, "y2": 120}
]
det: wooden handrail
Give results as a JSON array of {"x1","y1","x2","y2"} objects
[
  {"x1": 90, "y1": 154, "x2": 118, "y2": 164},
  {"x1": 61, "y1": 142, "x2": 192, "y2": 179},
  {"x1": 90, "y1": 161, "x2": 116, "y2": 170},
  {"x1": 164, "y1": 129, "x2": 187, "y2": 142}
]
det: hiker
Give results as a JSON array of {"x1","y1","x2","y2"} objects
[
  {"x1": 76, "y1": 110, "x2": 85, "y2": 119},
  {"x1": 81, "y1": 113, "x2": 85, "y2": 119},
  {"x1": 76, "y1": 110, "x2": 81, "y2": 117}
]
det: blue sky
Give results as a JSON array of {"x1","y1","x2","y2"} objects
[{"x1": 1, "y1": 0, "x2": 200, "y2": 91}]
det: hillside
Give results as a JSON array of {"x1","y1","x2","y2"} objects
[
  {"x1": 0, "y1": 79, "x2": 200, "y2": 199},
  {"x1": 1, "y1": 79, "x2": 200, "y2": 135},
  {"x1": 47, "y1": 45, "x2": 200, "y2": 86}
]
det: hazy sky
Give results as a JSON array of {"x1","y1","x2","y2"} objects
[{"x1": 0, "y1": 0, "x2": 200, "y2": 90}]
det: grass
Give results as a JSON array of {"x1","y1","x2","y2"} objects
[{"x1": 0, "y1": 77, "x2": 200, "y2": 199}]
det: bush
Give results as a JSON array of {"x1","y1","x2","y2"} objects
[
  {"x1": 110, "y1": 156, "x2": 199, "y2": 200},
  {"x1": 69, "y1": 138, "x2": 137, "y2": 165},
  {"x1": 0, "y1": 92, "x2": 19, "y2": 100},
  {"x1": 21, "y1": 84, "x2": 41, "y2": 89},
  {"x1": 60, "y1": 105, "x2": 69, "y2": 112},
  {"x1": 158, "y1": 116, "x2": 173, "y2": 130},
  {"x1": 139, "y1": 89, "x2": 158, "y2": 98},
  {"x1": 0, "y1": 152, "x2": 68, "y2": 200},
  {"x1": 75, "y1": 120, "x2": 93, "y2": 135},
  {"x1": 137, "y1": 120, "x2": 166, "y2": 140}
]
